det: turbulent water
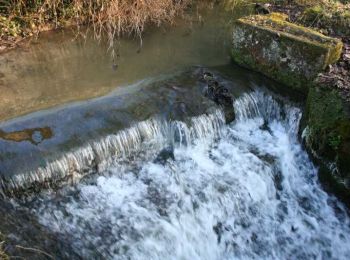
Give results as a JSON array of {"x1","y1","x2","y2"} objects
[{"x1": 29, "y1": 91, "x2": 350, "y2": 259}]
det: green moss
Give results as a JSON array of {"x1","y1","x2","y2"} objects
[
  {"x1": 268, "y1": 12, "x2": 289, "y2": 21},
  {"x1": 305, "y1": 86, "x2": 350, "y2": 179},
  {"x1": 303, "y1": 84, "x2": 350, "y2": 204},
  {"x1": 328, "y1": 133, "x2": 342, "y2": 150},
  {"x1": 231, "y1": 13, "x2": 342, "y2": 94},
  {"x1": 238, "y1": 13, "x2": 343, "y2": 65},
  {"x1": 327, "y1": 40, "x2": 343, "y2": 65},
  {"x1": 301, "y1": 1, "x2": 350, "y2": 37}
]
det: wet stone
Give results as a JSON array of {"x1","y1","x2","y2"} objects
[
  {"x1": 203, "y1": 72, "x2": 235, "y2": 124},
  {"x1": 231, "y1": 13, "x2": 343, "y2": 94},
  {"x1": 153, "y1": 147, "x2": 175, "y2": 165}
]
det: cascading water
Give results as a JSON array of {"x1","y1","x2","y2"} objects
[
  {"x1": 27, "y1": 91, "x2": 350, "y2": 259},
  {"x1": 0, "y1": 109, "x2": 225, "y2": 195}
]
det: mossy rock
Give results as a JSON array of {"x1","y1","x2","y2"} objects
[
  {"x1": 303, "y1": 85, "x2": 350, "y2": 199},
  {"x1": 231, "y1": 13, "x2": 343, "y2": 94}
]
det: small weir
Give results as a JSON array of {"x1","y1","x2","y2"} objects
[
  {"x1": 0, "y1": 109, "x2": 225, "y2": 195},
  {"x1": 16, "y1": 90, "x2": 350, "y2": 259},
  {"x1": 1, "y1": 3, "x2": 349, "y2": 259}
]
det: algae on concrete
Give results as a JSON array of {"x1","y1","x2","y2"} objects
[
  {"x1": 231, "y1": 13, "x2": 343, "y2": 94},
  {"x1": 303, "y1": 85, "x2": 350, "y2": 203}
]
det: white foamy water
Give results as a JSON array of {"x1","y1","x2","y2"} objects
[{"x1": 32, "y1": 91, "x2": 350, "y2": 259}]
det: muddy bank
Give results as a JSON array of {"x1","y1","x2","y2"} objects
[{"x1": 0, "y1": 0, "x2": 193, "y2": 54}]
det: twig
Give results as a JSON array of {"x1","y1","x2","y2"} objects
[{"x1": 15, "y1": 245, "x2": 54, "y2": 259}]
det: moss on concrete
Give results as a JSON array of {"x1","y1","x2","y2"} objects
[
  {"x1": 231, "y1": 13, "x2": 343, "y2": 94},
  {"x1": 304, "y1": 85, "x2": 350, "y2": 197}
]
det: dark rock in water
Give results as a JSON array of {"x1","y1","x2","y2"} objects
[
  {"x1": 203, "y1": 72, "x2": 235, "y2": 124},
  {"x1": 153, "y1": 147, "x2": 175, "y2": 165},
  {"x1": 255, "y1": 3, "x2": 270, "y2": 15},
  {"x1": 213, "y1": 222, "x2": 223, "y2": 243},
  {"x1": 112, "y1": 63, "x2": 118, "y2": 71},
  {"x1": 223, "y1": 107, "x2": 236, "y2": 125},
  {"x1": 259, "y1": 119, "x2": 273, "y2": 134},
  {"x1": 203, "y1": 72, "x2": 214, "y2": 82},
  {"x1": 291, "y1": 225, "x2": 298, "y2": 232}
]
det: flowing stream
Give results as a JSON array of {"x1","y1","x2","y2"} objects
[
  {"x1": 1, "y1": 4, "x2": 350, "y2": 260},
  {"x1": 25, "y1": 91, "x2": 350, "y2": 260}
]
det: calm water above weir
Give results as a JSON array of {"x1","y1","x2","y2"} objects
[
  {"x1": 0, "y1": 6, "x2": 234, "y2": 122},
  {"x1": 0, "y1": 5, "x2": 350, "y2": 260}
]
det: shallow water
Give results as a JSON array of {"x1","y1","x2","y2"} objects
[
  {"x1": 27, "y1": 91, "x2": 350, "y2": 260},
  {"x1": 0, "y1": 6, "x2": 236, "y2": 121}
]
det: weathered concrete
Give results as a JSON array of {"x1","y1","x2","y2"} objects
[
  {"x1": 302, "y1": 85, "x2": 350, "y2": 204},
  {"x1": 231, "y1": 13, "x2": 343, "y2": 94},
  {"x1": 0, "y1": 67, "x2": 244, "y2": 197}
]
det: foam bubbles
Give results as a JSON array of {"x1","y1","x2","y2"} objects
[{"x1": 32, "y1": 91, "x2": 350, "y2": 259}]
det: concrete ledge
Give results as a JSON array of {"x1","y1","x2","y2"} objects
[{"x1": 231, "y1": 13, "x2": 343, "y2": 93}]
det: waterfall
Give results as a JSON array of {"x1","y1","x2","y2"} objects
[
  {"x1": 1, "y1": 109, "x2": 225, "y2": 196},
  {"x1": 234, "y1": 91, "x2": 302, "y2": 136},
  {"x1": 27, "y1": 90, "x2": 350, "y2": 259}
]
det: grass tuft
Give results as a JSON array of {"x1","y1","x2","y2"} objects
[
  {"x1": 299, "y1": 0, "x2": 350, "y2": 36},
  {"x1": 0, "y1": 0, "x2": 191, "y2": 53}
]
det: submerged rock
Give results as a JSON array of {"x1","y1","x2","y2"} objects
[
  {"x1": 302, "y1": 85, "x2": 350, "y2": 204},
  {"x1": 0, "y1": 127, "x2": 53, "y2": 145},
  {"x1": 153, "y1": 147, "x2": 175, "y2": 165},
  {"x1": 231, "y1": 13, "x2": 343, "y2": 94},
  {"x1": 203, "y1": 72, "x2": 235, "y2": 124}
]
